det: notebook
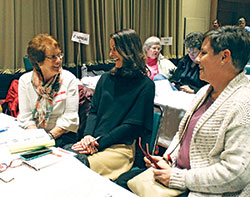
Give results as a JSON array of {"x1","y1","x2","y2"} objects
[{"x1": 0, "y1": 127, "x2": 55, "y2": 154}]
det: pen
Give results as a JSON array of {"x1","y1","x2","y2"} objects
[
  {"x1": 86, "y1": 136, "x2": 102, "y2": 146},
  {"x1": 0, "y1": 129, "x2": 8, "y2": 133}
]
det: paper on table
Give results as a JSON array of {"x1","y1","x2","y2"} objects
[
  {"x1": 0, "y1": 127, "x2": 55, "y2": 154},
  {"x1": 0, "y1": 146, "x2": 13, "y2": 163},
  {"x1": 0, "y1": 113, "x2": 19, "y2": 129},
  {"x1": 22, "y1": 147, "x2": 76, "y2": 171}
]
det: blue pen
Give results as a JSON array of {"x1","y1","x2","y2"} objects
[{"x1": 0, "y1": 129, "x2": 8, "y2": 133}]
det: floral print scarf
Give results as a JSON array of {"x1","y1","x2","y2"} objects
[{"x1": 32, "y1": 69, "x2": 62, "y2": 128}]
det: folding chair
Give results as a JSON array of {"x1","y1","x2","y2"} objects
[
  {"x1": 131, "y1": 104, "x2": 163, "y2": 170},
  {"x1": 23, "y1": 56, "x2": 33, "y2": 72},
  {"x1": 114, "y1": 104, "x2": 163, "y2": 185},
  {"x1": 150, "y1": 104, "x2": 163, "y2": 155}
]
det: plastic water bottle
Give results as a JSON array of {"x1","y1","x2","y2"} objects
[{"x1": 81, "y1": 63, "x2": 88, "y2": 78}]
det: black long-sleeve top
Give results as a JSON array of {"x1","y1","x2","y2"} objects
[
  {"x1": 83, "y1": 71, "x2": 155, "y2": 151},
  {"x1": 169, "y1": 55, "x2": 207, "y2": 93}
]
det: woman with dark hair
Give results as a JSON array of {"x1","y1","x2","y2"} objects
[
  {"x1": 18, "y1": 34, "x2": 79, "y2": 147},
  {"x1": 169, "y1": 32, "x2": 207, "y2": 93},
  {"x1": 131, "y1": 26, "x2": 250, "y2": 196},
  {"x1": 70, "y1": 29, "x2": 155, "y2": 180}
]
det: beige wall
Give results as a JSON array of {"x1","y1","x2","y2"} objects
[
  {"x1": 183, "y1": 0, "x2": 211, "y2": 34},
  {"x1": 178, "y1": 0, "x2": 211, "y2": 55}
]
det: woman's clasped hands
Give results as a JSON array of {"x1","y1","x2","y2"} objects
[
  {"x1": 144, "y1": 155, "x2": 172, "y2": 187},
  {"x1": 71, "y1": 135, "x2": 99, "y2": 154}
]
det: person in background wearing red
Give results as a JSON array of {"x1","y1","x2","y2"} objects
[{"x1": 143, "y1": 36, "x2": 176, "y2": 81}]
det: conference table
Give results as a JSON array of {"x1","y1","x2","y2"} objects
[
  {"x1": 154, "y1": 80, "x2": 195, "y2": 148},
  {"x1": 0, "y1": 113, "x2": 137, "y2": 197}
]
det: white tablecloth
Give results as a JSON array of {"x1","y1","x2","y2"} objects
[
  {"x1": 0, "y1": 113, "x2": 137, "y2": 197},
  {"x1": 154, "y1": 80, "x2": 195, "y2": 148},
  {"x1": 0, "y1": 156, "x2": 137, "y2": 197}
]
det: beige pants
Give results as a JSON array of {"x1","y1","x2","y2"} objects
[{"x1": 88, "y1": 142, "x2": 135, "y2": 180}]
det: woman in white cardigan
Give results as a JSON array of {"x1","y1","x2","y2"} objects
[
  {"x1": 143, "y1": 36, "x2": 176, "y2": 80},
  {"x1": 143, "y1": 26, "x2": 250, "y2": 196}
]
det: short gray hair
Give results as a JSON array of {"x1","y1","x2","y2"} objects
[
  {"x1": 143, "y1": 36, "x2": 161, "y2": 52},
  {"x1": 184, "y1": 32, "x2": 204, "y2": 50}
]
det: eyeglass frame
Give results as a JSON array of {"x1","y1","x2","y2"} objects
[
  {"x1": 0, "y1": 158, "x2": 23, "y2": 173},
  {"x1": 0, "y1": 158, "x2": 24, "y2": 183},
  {"x1": 138, "y1": 137, "x2": 162, "y2": 169},
  {"x1": 45, "y1": 52, "x2": 64, "y2": 61},
  {"x1": 0, "y1": 176, "x2": 15, "y2": 183},
  {"x1": 149, "y1": 45, "x2": 162, "y2": 52},
  {"x1": 186, "y1": 48, "x2": 200, "y2": 56}
]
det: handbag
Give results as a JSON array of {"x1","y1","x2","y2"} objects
[{"x1": 127, "y1": 167, "x2": 185, "y2": 197}]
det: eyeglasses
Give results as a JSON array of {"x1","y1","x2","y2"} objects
[
  {"x1": 45, "y1": 53, "x2": 64, "y2": 61},
  {"x1": 150, "y1": 46, "x2": 162, "y2": 52},
  {"x1": 187, "y1": 48, "x2": 200, "y2": 56},
  {"x1": 138, "y1": 137, "x2": 161, "y2": 169},
  {"x1": 0, "y1": 158, "x2": 23, "y2": 183}
]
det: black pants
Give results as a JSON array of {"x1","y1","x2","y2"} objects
[
  {"x1": 55, "y1": 132, "x2": 77, "y2": 148},
  {"x1": 63, "y1": 143, "x2": 90, "y2": 167}
]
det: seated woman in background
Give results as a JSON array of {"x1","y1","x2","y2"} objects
[
  {"x1": 68, "y1": 29, "x2": 155, "y2": 180},
  {"x1": 143, "y1": 36, "x2": 176, "y2": 81},
  {"x1": 18, "y1": 34, "x2": 79, "y2": 147},
  {"x1": 169, "y1": 32, "x2": 207, "y2": 93},
  {"x1": 140, "y1": 26, "x2": 250, "y2": 196},
  {"x1": 211, "y1": 18, "x2": 221, "y2": 30}
]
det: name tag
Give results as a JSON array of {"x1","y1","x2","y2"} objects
[{"x1": 54, "y1": 91, "x2": 67, "y2": 103}]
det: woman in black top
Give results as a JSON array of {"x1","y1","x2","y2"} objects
[
  {"x1": 70, "y1": 29, "x2": 155, "y2": 180},
  {"x1": 169, "y1": 32, "x2": 207, "y2": 93}
]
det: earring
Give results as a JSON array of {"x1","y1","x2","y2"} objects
[{"x1": 221, "y1": 61, "x2": 224, "y2": 65}]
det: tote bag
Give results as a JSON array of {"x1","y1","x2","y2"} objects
[{"x1": 128, "y1": 167, "x2": 185, "y2": 197}]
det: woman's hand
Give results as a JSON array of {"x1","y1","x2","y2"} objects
[
  {"x1": 71, "y1": 135, "x2": 99, "y2": 154},
  {"x1": 144, "y1": 155, "x2": 163, "y2": 168},
  {"x1": 26, "y1": 125, "x2": 37, "y2": 129},
  {"x1": 144, "y1": 156, "x2": 172, "y2": 186},
  {"x1": 179, "y1": 85, "x2": 195, "y2": 94},
  {"x1": 50, "y1": 126, "x2": 67, "y2": 139},
  {"x1": 153, "y1": 160, "x2": 172, "y2": 186}
]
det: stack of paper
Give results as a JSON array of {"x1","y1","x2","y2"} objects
[
  {"x1": 0, "y1": 113, "x2": 55, "y2": 153},
  {"x1": 0, "y1": 127, "x2": 55, "y2": 153}
]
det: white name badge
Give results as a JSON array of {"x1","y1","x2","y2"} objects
[
  {"x1": 54, "y1": 91, "x2": 67, "y2": 103},
  {"x1": 71, "y1": 31, "x2": 90, "y2": 45}
]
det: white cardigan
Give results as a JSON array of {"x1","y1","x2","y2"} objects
[
  {"x1": 18, "y1": 69, "x2": 79, "y2": 133},
  {"x1": 165, "y1": 71, "x2": 250, "y2": 196},
  {"x1": 157, "y1": 54, "x2": 176, "y2": 78}
]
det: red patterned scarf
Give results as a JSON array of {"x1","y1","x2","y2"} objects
[{"x1": 32, "y1": 69, "x2": 62, "y2": 128}]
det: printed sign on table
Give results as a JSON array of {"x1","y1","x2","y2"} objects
[
  {"x1": 161, "y1": 37, "x2": 173, "y2": 45},
  {"x1": 71, "y1": 31, "x2": 90, "y2": 45}
]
